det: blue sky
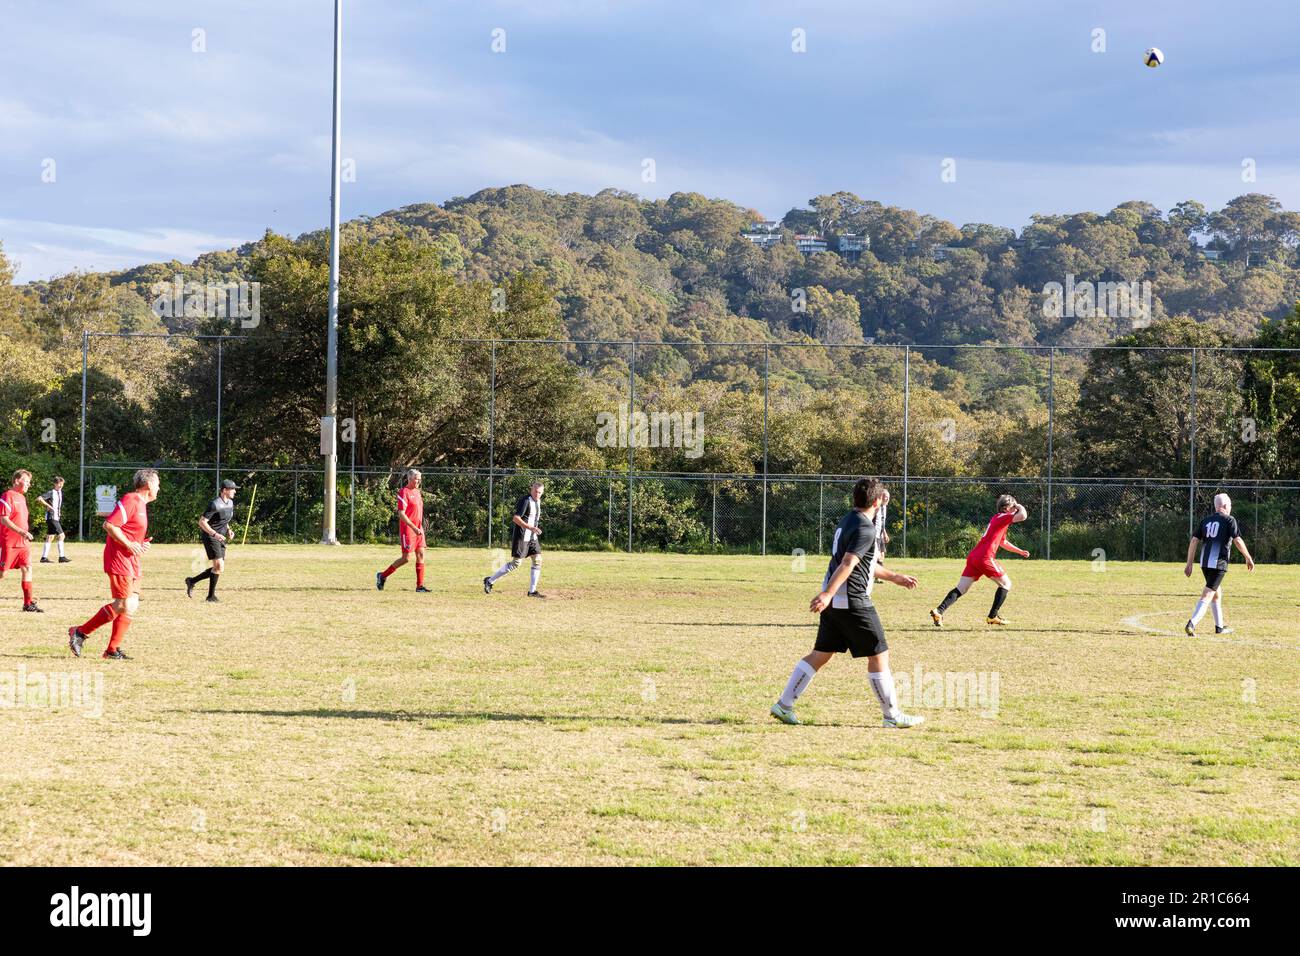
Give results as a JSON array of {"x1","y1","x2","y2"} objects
[{"x1": 2, "y1": 0, "x2": 1298, "y2": 281}]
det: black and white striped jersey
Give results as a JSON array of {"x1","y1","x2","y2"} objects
[
  {"x1": 823, "y1": 509, "x2": 882, "y2": 610},
  {"x1": 1195, "y1": 513, "x2": 1240, "y2": 571},
  {"x1": 512, "y1": 494, "x2": 541, "y2": 544}
]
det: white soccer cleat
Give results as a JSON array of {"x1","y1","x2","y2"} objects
[
  {"x1": 769, "y1": 702, "x2": 799, "y2": 725},
  {"x1": 883, "y1": 712, "x2": 925, "y2": 729}
]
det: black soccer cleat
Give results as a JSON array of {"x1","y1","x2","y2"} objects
[
  {"x1": 58, "y1": 556, "x2": 71, "y2": 563},
  {"x1": 205, "y1": 595, "x2": 220, "y2": 603},
  {"x1": 185, "y1": 577, "x2": 195, "y2": 599},
  {"x1": 1185, "y1": 620, "x2": 1195, "y2": 637},
  {"x1": 22, "y1": 602, "x2": 43, "y2": 613},
  {"x1": 102, "y1": 648, "x2": 132, "y2": 660},
  {"x1": 68, "y1": 627, "x2": 85, "y2": 658},
  {"x1": 1215, "y1": 625, "x2": 1233, "y2": 635},
  {"x1": 40, "y1": 557, "x2": 52, "y2": 563},
  {"x1": 483, "y1": 576, "x2": 493, "y2": 595},
  {"x1": 375, "y1": 571, "x2": 386, "y2": 591},
  {"x1": 527, "y1": 590, "x2": 546, "y2": 600},
  {"x1": 415, "y1": 586, "x2": 431, "y2": 593}
]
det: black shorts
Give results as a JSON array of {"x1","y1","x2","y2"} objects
[
  {"x1": 815, "y1": 605, "x2": 888, "y2": 658},
  {"x1": 46, "y1": 518, "x2": 63, "y2": 537},
  {"x1": 202, "y1": 534, "x2": 227, "y2": 561},
  {"x1": 1202, "y1": 566, "x2": 1227, "y2": 590},
  {"x1": 511, "y1": 536, "x2": 541, "y2": 561}
]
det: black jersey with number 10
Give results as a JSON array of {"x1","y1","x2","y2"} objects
[{"x1": 1195, "y1": 513, "x2": 1240, "y2": 570}]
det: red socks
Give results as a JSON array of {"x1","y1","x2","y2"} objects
[
  {"x1": 107, "y1": 613, "x2": 132, "y2": 653},
  {"x1": 21, "y1": 581, "x2": 34, "y2": 604},
  {"x1": 381, "y1": 564, "x2": 398, "y2": 579},
  {"x1": 81, "y1": 603, "x2": 118, "y2": 635},
  {"x1": 416, "y1": 564, "x2": 425, "y2": 588}
]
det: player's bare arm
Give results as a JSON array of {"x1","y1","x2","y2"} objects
[
  {"x1": 1000, "y1": 537, "x2": 1030, "y2": 558},
  {"x1": 0, "y1": 515, "x2": 33, "y2": 541},
  {"x1": 873, "y1": 565, "x2": 918, "y2": 589},
  {"x1": 512, "y1": 513, "x2": 542, "y2": 536},
  {"x1": 1234, "y1": 536, "x2": 1255, "y2": 571},
  {"x1": 1010, "y1": 501, "x2": 1028, "y2": 522},
  {"x1": 105, "y1": 521, "x2": 145, "y2": 556},
  {"x1": 1184, "y1": 536, "x2": 1200, "y2": 576},
  {"x1": 810, "y1": 552, "x2": 858, "y2": 613},
  {"x1": 199, "y1": 516, "x2": 225, "y2": 542}
]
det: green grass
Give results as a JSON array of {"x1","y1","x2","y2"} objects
[{"x1": 1, "y1": 543, "x2": 1298, "y2": 865}]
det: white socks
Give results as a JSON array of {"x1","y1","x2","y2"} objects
[
  {"x1": 779, "y1": 660, "x2": 816, "y2": 708},
  {"x1": 1211, "y1": 601, "x2": 1224, "y2": 628},
  {"x1": 57, "y1": 538, "x2": 65, "y2": 558},
  {"x1": 488, "y1": 562, "x2": 515, "y2": 584},
  {"x1": 41, "y1": 541, "x2": 50, "y2": 560},
  {"x1": 528, "y1": 564, "x2": 541, "y2": 593},
  {"x1": 1190, "y1": 599, "x2": 1210, "y2": 625},
  {"x1": 869, "y1": 670, "x2": 900, "y2": 720}
]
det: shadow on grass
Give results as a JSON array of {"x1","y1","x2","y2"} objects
[{"x1": 185, "y1": 707, "x2": 740, "y2": 726}]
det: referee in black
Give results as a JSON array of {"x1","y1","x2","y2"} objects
[{"x1": 186, "y1": 479, "x2": 238, "y2": 602}]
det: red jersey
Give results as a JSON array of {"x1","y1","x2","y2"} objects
[
  {"x1": 968, "y1": 511, "x2": 1015, "y2": 562},
  {"x1": 0, "y1": 489, "x2": 30, "y2": 550},
  {"x1": 397, "y1": 487, "x2": 423, "y2": 529},
  {"x1": 104, "y1": 491, "x2": 149, "y2": 578}
]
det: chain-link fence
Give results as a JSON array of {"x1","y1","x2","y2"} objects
[{"x1": 37, "y1": 334, "x2": 1300, "y2": 561}]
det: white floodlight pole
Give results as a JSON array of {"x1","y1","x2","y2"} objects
[{"x1": 322, "y1": 0, "x2": 343, "y2": 544}]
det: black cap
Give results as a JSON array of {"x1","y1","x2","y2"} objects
[{"x1": 221, "y1": 479, "x2": 240, "y2": 490}]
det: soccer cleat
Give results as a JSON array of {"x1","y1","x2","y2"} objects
[
  {"x1": 67, "y1": 627, "x2": 85, "y2": 658},
  {"x1": 527, "y1": 590, "x2": 546, "y2": 599},
  {"x1": 205, "y1": 595, "x2": 220, "y2": 603},
  {"x1": 1185, "y1": 620, "x2": 1195, "y2": 637},
  {"x1": 375, "y1": 571, "x2": 386, "y2": 591},
  {"x1": 883, "y1": 713, "x2": 926, "y2": 729},
  {"x1": 482, "y1": 576, "x2": 493, "y2": 594},
  {"x1": 986, "y1": 616, "x2": 1008, "y2": 626},
  {"x1": 415, "y1": 586, "x2": 431, "y2": 593},
  {"x1": 770, "y1": 702, "x2": 799, "y2": 725},
  {"x1": 185, "y1": 577, "x2": 195, "y2": 599},
  {"x1": 58, "y1": 556, "x2": 71, "y2": 563},
  {"x1": 930, "y1": 608, "x2": 943, "y2": 627},
  {"x1": 22, "y1": 602, "x2": 43, "y2": 613},
  {"x1": 40, "y1": 557, "x2": 52, "y2": 563},
  {"x1": 1215, "y1": 625, "x2": 1233, "y2": 635},
  {"x1": 102, "y1": 649, "x2": 132, "y2": 661}
]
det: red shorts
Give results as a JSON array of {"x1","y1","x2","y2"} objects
[
  {"x1": 0, "y1": 544, "x2": 30, "y2": 573},
  {"x1": 400, "y1": 529, "x2": 426, "y2": 553},
  {"x1": 108, "y1": 574, "x2": 141, "y2": 600},
  {"x1": 962, "y1": 554, "x2": 1005, "y2": 581}
]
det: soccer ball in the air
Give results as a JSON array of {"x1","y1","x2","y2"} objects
[{"x1": 1144, "y1": 47, "x2": 1164, "y2": 68}]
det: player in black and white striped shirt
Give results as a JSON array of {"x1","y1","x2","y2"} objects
[
  {"x1": 770, "y1": 477, "x2": 925, "y2": 729},
  {"x1": 483, "y1": 481, "x2": 546, "y2": 598},
  {"x1": 1184, "y1": 493, "x2": 1255, "y2": 636}
]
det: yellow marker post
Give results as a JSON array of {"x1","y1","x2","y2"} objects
[{"x1": 241, "y1": 484, "x2": 258, "y2": 547}]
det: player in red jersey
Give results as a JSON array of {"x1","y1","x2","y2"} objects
[
  {"x1": 67, "y1": 468, "x2": 159, "y2": 660},
  {"x1": 376, "y1": 469, "x2": 429, "y2": 593},
  {"x1": 929, "y1": 494, "x2": 1029, "y2": 627},
  {"x1": 0, "y1": 469, "x2": 42, "y2": 612}
]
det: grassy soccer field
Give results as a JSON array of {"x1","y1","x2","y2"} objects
[{"x1": 2, "y1": 543, "x2": 1299, "y2": 866}]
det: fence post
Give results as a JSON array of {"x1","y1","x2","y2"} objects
[
  {"x1": 1046, "y1": 346, "x2": 1054, "y2": 560},
  {"x1": 488, "y1": 342, "x2": 496, "y2": 550},
  {"x1": 711, "y1": 482, "x2": 717, "y2": 548},
  {"x1": 627, "y1": 340, "x2": 635, "y2": 553},
  {"x1": 818, "y1": 478, "x2": 824, "y2": 554},
  {"x1": 293, "y1": 471, "x2": 299, "y2": 540},
  {"x1": 349, "y1": 402, "x2": 356, "y2": 545},
  {"x1": 1142, "y1": 479, "x2": 1148, "y2": 561},
  {"x1": 215, "y1": 338, "x2": 223, "y2": 491},
  {"x1": 1189, "y1": 348, "x2": 1198, "y2": 536},
  {"x1": 902, "y1": 345, "x2": 910, "y2": 558},
  {"x1": 762, "y1": 344, "x2": 769, "y2": 557},
  {"x1": 78, "y1": 330, "x2": 88, "y2": 542}
]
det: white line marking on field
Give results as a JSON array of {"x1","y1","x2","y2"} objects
[{"x1": 1120, "y1": 610, "x2": 1298, "y2": 652}]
